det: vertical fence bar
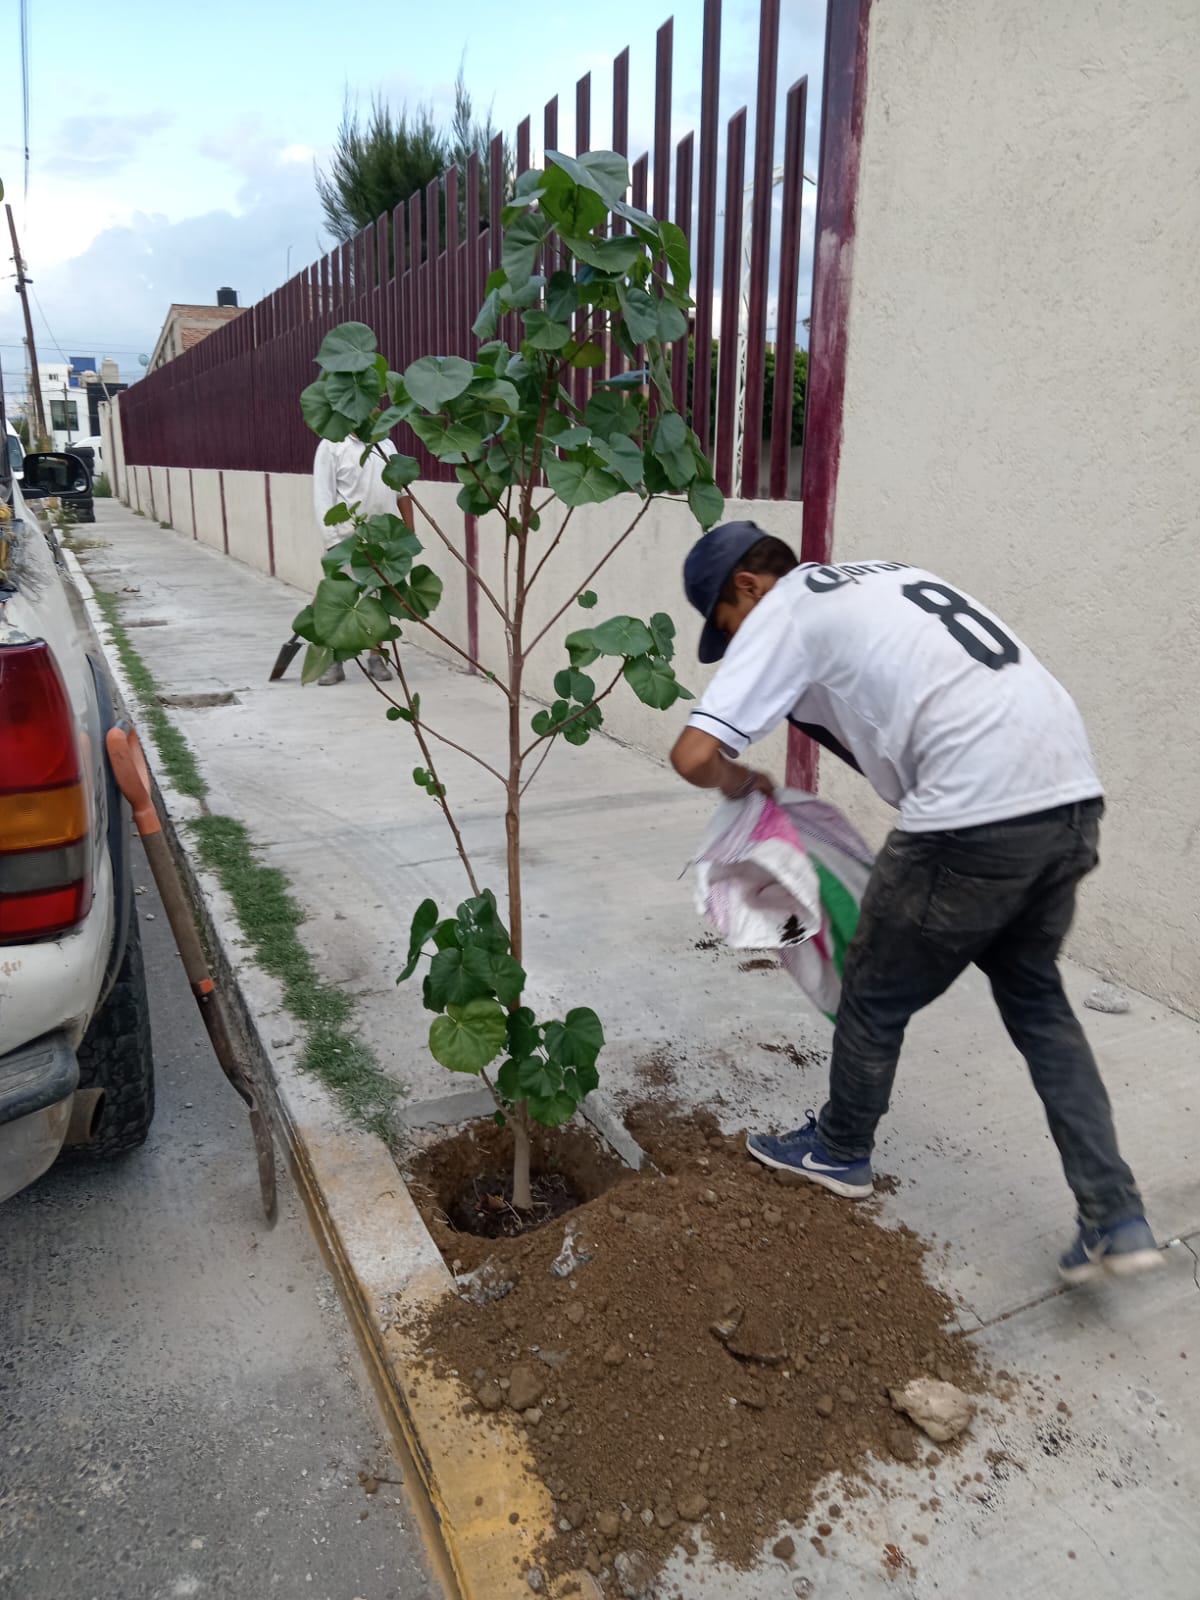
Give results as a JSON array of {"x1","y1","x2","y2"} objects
[
  {"x1": 576, "y1": 73, "x2": 591, "y2": 155},
  {"x1": 489, "y1": 134, "x2": 504, "y2": 272},
  {"x1": 573, "y1": 74, "x2": 593, "y2": 407},
  {"x1": 714, "y1": 108, "x2": 746, "y2": 497},
  {"x1": 610, "y1": 48, "x2": 631, "y2": 377},
  {"x1": 392, "y1": 203, "x2": 407, "y2": 367},
  {"x1": 466, "y1": 151, "x2": 482, "y2": 330},
  {"x1": 740, "y1": 0, "x2": 781, "y2": 499},
  {"x1": 653, "y1": 19, "x2": 674, "y2": 223},
  {"x1": 613, "y1": 48, "x2": 629, "y2": 158},
  {"x1": 425, "y1": 176, "x2": 442, "y2": 362},
  {"x1": 692, "y1": 0, "x2": 722, "y2": 455},
  {"x1": 770, "y1": 77, "x2": 807, "y2": 500},
  {"x1": 445, "y1": 166, "x2": 461, "y2": 358},
  {"x1": 517, "y1": 115, "x2": 531, "y2": 175},
  {"x1": 671, "y1": 132, "x2": 695, "y2": 418}
]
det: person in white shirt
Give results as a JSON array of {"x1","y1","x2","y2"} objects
[
  {"x1": 670, "y1": 520, "x2": 1157, "y2": 1285},
  {"x1": 311, "y1": 435, "x2": 403, "y2": 687}
]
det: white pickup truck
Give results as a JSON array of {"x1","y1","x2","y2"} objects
[{"x1": 0, "y1": 447, "x2": 154, "y2": 1203}]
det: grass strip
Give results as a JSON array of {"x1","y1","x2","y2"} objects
[{"x1": 94, "y1": 586, "x2": 401, "y2": 1139}]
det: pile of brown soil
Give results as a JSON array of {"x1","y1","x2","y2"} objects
[{"x1": 408, "y1": 1108, "x2": 983, "y2": 1595}]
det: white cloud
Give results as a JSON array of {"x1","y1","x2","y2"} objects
[{"x1": 44, "y1": 110, "x2": 176, "y2": 180}]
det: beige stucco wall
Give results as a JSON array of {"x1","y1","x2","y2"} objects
[
  {"x1": 269, "y1": 472, "x2": 323, "y2": 593},
  {"x1": 168, "y1": 467, "x2": 195, "y2": 538},
  {"x1": 221, "y1": 470, "x2": 269, "y2": 572},
  {"x1": 829, "y1": 0, "x2": 1200, "y2": 1011}
]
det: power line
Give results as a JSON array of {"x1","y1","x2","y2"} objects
[{"x1": 19, "y1": 0, "x2": 32, "y2": 202}]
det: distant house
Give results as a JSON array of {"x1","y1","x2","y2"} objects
[
  {"x1": 34, "y1": 358, "x2": 128, "y2": 453},
  {"x1": 149, "y1": 290, "x2": 246, "y2": 370}
]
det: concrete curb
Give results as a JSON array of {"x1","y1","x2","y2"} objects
[{"x1": 64, "y1": 541, "x2": 587, "y2": 1600}]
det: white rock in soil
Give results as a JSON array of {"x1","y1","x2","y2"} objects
[
  {"x1": 455, "y1": 1256, "x2": 516, "y2": 1305},
  {"x1": 1084, "y1": 983, "x2": 1131, "y2": 1014},
  {"x1": 550, "y1": 1221, "x2": 594, "y2": 1278},
  {"x1": 889, "y1": 1377, "x2": 975, "y2": 1442}
]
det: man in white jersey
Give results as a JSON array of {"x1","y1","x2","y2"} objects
[
  {"x1": 311, "y1": 434, "x2": 404, "y2": 687},
  {"x1": 670, "y1": 521, "x2": 1158, "y2": 1284}
]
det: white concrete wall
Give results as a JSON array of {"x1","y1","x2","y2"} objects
[
  {"x1": 221, "y1": 470, "x2": 270, "y2": 572},
  {"x1": 192, "y1": 470, "x2": 225, "y2": 553},
  {"x1": 148, "y1": 465, "x2": 169, "y2": 524},
  {"x1": 829, "y1": 0, "x2": 1200, "y2": 1012},
  {"x1": 168, "y1": 467, "x2": 195, "y2": 538},
  {"x1": 269, "y1": 471, "x2": 323, "y2": 593}
]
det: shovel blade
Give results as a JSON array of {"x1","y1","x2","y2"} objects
[{"x1": 269, "y1": 636, "x2": 302, "y2": 681}]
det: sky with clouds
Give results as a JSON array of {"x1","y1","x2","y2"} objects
[{"x1": 0, "y1": 0, "x2": 825, "y2": 401}]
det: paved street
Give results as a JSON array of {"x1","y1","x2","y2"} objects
[{"x1": 0, "y1": 843, "x2": 441, "y2": 1600}]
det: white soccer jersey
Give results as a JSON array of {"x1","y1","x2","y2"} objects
[{"x1": 688, "y1": 562, "x2": 1102, "y2": 832}]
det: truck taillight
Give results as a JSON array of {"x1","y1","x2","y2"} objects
[{"x1": 0, "y1": 640, "x2": 93, "y2": 942}]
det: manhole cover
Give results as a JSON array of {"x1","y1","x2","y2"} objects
[{"x1": 157, "y1": 691, "x2": 239, "y2": 709}]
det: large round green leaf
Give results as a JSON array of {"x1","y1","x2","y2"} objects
[
  {"x1": 300, "y1": 380, "x2": 356, "y2": 441},
  {"x1": 544, "y1": 456, "x2": 622, "y2": 508},
  {"x1": 381, "y1": 454, "x2": 420, "y2": 490},
  {"x1": 624, "y1": 654, "x2": 687, "y2": 710},
  {"x1": 404, "y1": 355, "x2": 475, "y2": 412},
  {"x1": 688, "y1": 479, "x2": 725, "y2": 530},
  {"x1": 542, "y1": 1007, "x2": 604, "y2": 1070},
  {"x1": 315, "y1": 323, "x2": 379, "y2": 374},
  {"x1": 429, "y1": 999, "x2": 508, "y2": 1074},
  {"x1": 311, "y1": 575, "x2": 392, "y2": 653}
]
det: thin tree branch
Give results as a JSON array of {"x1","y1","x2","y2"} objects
[
  {"x1": 519, "y1": 666, "x2": 625, "y2": 761},
  {"x1": 357, "y1": 665, "x2": 507, "y2": 784},
  {"x1": 525, "y1": 505, "x2": 574, "y2": 594},
  {"x1": 362, "y1": 554, "x2": 512, "y2": 696},
  {"x1": 357, "y1": 654, "x2": 480, "y2": 896},
  {"x1": 406, "y1": 485, "x2": 507, "y2": 621},
  {"x1": 526, "y1": 498, "x2": 654, "y2": 655},
  {"x1": 519, "y1": 734, "x2": 557, "y2": 796}
]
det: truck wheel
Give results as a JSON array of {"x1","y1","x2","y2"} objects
[{"x1": 74, "y1": 913, "x2": 156, "y2": 1156}]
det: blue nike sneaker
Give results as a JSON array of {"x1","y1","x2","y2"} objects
[
  {"x1": 1058, "y1": 1216, "x2": 1162, "y2": 1284},
  {"x1": 745, "y1": 1113, "x2": 874, "y2": 1198}
]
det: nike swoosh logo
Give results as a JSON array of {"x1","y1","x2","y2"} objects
[{"x1": 801, "y1": 1152, "x2": 846, "y2": 1174}]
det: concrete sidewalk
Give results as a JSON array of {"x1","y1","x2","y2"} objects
[{"x1": 79, "y1": 500, "x2": 1200, "y2": 1598}]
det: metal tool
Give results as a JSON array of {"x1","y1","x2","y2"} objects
[
  {"x1": 269, "y1": 634, "x2": 302, "y2": 681},
  {"x1": 104, "y1": 720, "x2": 278, "y2": 1223}
]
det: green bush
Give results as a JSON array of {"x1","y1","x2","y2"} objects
[
  {"x1": 683, "y1": 338, "x2": 807, "y2": 447},
  {"x1": 93, "y1": 472, "x2": 113, "y2": 498}
]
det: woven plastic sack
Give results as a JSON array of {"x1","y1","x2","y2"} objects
[{"x1": 690, "y1": 790, "x2": 875, "y2": 1020}]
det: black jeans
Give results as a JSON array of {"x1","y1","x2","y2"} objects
[{"x1": 818, "y1": 799, "x2": 1144, "y2": 1231}]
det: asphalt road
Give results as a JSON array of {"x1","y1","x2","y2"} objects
[{"x1": 0, "y1": 845, "x2": 440, "y2": 1600}]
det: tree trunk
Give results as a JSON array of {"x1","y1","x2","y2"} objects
[
  {"x1": 508, "y1": 524, "x2": 530, "y2": 1209},
  {"x1": 511, "y1": 1107, "x2": 533, "y2": 1213}
]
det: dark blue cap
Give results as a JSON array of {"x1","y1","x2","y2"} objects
[{"x1": 683, "y1": 520, "x2": 767, "y2": 663}]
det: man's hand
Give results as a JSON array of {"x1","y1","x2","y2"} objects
[{"x1": 670, "y1": 727, "x2": 776, "y2": 799}]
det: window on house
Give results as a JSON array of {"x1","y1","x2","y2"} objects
[{"x1": 50, "y1": 401, "x2": 80, "y2": 431}]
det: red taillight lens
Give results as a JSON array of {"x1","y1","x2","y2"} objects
[
  {"x1": 0, "y1": 640, "x2": 92, "y2": 943},
  {"x1": 0, "y1": 640, "x2": 81, "y2": 788}
]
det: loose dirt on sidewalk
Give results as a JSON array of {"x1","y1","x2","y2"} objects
[{"x1": 407, "y1": 1107, "x2": 985, "y2": 1595}]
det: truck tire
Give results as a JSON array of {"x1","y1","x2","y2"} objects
[{"x1": 74, "y1": 913, "x2": 155, "y2": 1157}]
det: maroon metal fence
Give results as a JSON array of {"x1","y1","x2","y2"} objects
[{"x1": 120, "y1": 2, "x2": 812, "y2": 500}]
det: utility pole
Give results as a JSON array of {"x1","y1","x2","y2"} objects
[{"x1": 5, "y1": 202, "x2": 46, "y2": 441}]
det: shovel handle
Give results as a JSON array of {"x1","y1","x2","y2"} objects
[{"x1": 104, "y1": 723, "x2": 160, "y2": 837}]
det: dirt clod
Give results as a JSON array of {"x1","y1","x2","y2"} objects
[
  {"x1": 772, "y1": 1535, "x2": 796, "y2": 1563},
  {"x1": 675, "y1": 1491, "x2": 710, "y2": 1521},
  {"x1": 411, "y1": 1109, "x2": 982, "y2": 1593},
  {"x1": 507, "y1": 1365, "x2": 546, "y2": 1412},
  {"x1": 474, "y1": 1379, "x2": 503, "y2": 1411}
]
